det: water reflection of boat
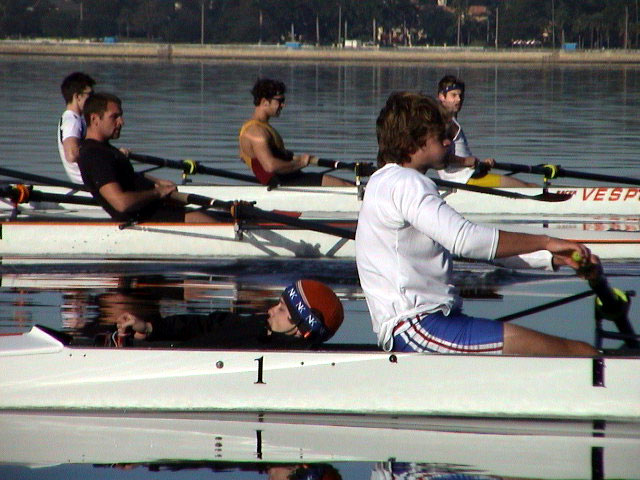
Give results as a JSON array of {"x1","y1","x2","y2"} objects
[
  {"x1": 0, "y1": 268, "x2": 519, "y2": 303},
  {"x1": 1, "y1": 411, "x2": 638, "y2": 479}
]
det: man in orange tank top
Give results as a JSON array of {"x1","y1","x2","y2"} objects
[{"x1": 239, "y1": 78, "x2": 352, "y2": 187}]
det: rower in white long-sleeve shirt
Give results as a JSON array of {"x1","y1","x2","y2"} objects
[{"x1": 356, "y1": 91, "x2": 598, "y2": 356}]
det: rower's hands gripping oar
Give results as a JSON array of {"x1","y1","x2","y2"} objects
[
  {"x1": 571, "y1": 252, "x2": 639, "y2": 349},
  {"x1": 170, "y1": 191, "x2": 355, "y2": 240},
  {"x1": 116, "y1": 312, "x2": 151, "y2": 344}
]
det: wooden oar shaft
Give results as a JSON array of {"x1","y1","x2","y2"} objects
[
  {"x1": 130, "y1": 153, "x2": 260, "y2": 184},
  {"x1": 174, "y1": 191, "x2": 355, "y2": 240},
  {"x1": 0, "y1": 167, "x2": 85, "y2": 191},
  {"x1": 494, "y1": 162, "x2": 640, "y2": 187}
]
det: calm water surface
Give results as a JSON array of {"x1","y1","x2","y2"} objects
[
  {"x1": 1, "y1": 57, "x2": 639, "y2": 479},
  {"x1": 1, "y1": 56, "x2": 640, "y2": 181}
]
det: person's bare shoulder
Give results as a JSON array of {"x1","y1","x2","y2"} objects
[{"x1": 242, "y1": 121, "x2": 270, "y2": 142}]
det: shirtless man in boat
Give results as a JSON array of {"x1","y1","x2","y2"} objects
[
  {"x1": 437, "y1": 75, "x2": 536, "y2": 188},
  {"x1": 116, "y1": 279, "x2": 344, "y2": 349},
  {"x1": 356, "y1": 91, "x2": 598, "y2": 356},
  {"x1": 77, "y1": 92, "x2": 216, "y2": 223},
  {"x1": 239, "y1": 78, "x2": 352, "y2": 187}
]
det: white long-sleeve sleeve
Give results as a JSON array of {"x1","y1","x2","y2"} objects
[{"x1": 356, "y1": 164, "x2": 499, "y2": 349}]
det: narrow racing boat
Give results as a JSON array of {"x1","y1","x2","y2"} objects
[
  {"x1": 1, "y1": 185, "x2": 638, "y2": 260},
  {"x1": 0, "y1": 326, "x2": 638, "y2": 420},
  {"x1": 0, "y1": 213, "x2": 637, "y2": 260},
  {"x1": 2, "y1": 184, "x2": 640, "y2": 215}
]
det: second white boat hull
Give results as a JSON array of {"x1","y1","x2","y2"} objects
[{"x1": 1, "y1": 220, "x2": 638, "y2": 260}]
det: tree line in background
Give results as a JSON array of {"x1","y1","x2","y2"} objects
[{"x1": 0, "y1": 0, "x2": 638, "y2": 49}]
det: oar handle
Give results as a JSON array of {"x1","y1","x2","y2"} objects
[
  {"x1": 169, "y1": 191, "x2": 190, "y2": 205},
  {"x1": 171, "y1": 191, "x2": 232, "y2": 211}
]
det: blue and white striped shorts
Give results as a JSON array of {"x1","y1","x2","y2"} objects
[{"x1": 392, "y1": 310, "x2": 504, "y2": 354}]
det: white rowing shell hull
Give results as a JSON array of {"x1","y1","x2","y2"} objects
[
  {"x1": 0, "y1": 218, "x2": 638, "y2": 259},
  {"x1": 1, "y1": 410, "x2": 639, "y2": 478},
  {"x1": 0, "y1": 220, "x2": 355, "y2": 259},
  {"x1": 3, "y1": 185, "x2": 640, "y2": 215},
  {"x1": 2, "y1": 185, "x2": 638, "y2": 259},
  {"x1": 0, "y1": 327, "x2": 639, "y2": 420}
]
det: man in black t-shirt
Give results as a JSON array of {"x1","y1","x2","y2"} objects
[
  {"x1": 116, "y1": 279, "x2": 345, "y2": 349},
  {"x1": 78, "y1": 92, "x2": 215, "y2": 223}
]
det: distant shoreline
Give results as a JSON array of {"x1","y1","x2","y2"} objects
[{"x1": 2, "y1": 39, "x2": 640, "y2": 64}]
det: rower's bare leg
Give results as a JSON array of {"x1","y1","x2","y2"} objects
[
  {"x1": 503, "y1": 323, "x2": 598, "y2": 356},
  {"x1": 321, "y1": 174, "x2": 354, "y2": 187},
  {"x1": 185, "y1": 210, "x2": 218, "y2": 223},
  {"x1": 497, "y1": 175, "x2": 538, "y2": 188}
]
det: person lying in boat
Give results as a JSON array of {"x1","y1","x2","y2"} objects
[
  {"x1": 355, "y1": 91, "x2": 599, "y2": 356},
  {"x1": 436, "y1": 75, "x2": 535, "y2": 188},
  {"x1": 77, "y1": 92, "x2": 218, "y2": 223},
  {"x1": 239, "y1": 78, "x2": 352, "y2": 187},
  {"x1": 57, "y1": 72, "x2": 95, "y2": 185},
  {"x1": 115, "y1": 279, "x2": 344, "y2": 349}
]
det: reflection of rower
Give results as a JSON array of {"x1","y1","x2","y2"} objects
[
  {"x1": 268, "y1": 464, "x2": 342, "y2": 480},
  {"x1": 102, "y1": 462, "x2": 342, "y2": 480},
  {"x1": 373, "y1": 462, "x2": 501, "y2": 480},
  {"x1": 116, "y1": 280, "x2": 344, "y2": 349}
]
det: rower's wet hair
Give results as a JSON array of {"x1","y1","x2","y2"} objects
[
  {"x1": 60, "y1": 72, "x2": 95, "y2": 104},
  {"x1": 83, "y1": 92, "x2": 122, "y2": 125},
  {"x1": 251, "y1": 78, "x2": 286, "y2": 105},
  {"x1": 438, "y1": 74, "x2": 465, "y2": 94},
  {"x1": 376, "y1": 92, "x2": 446, "y2": 168}
]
